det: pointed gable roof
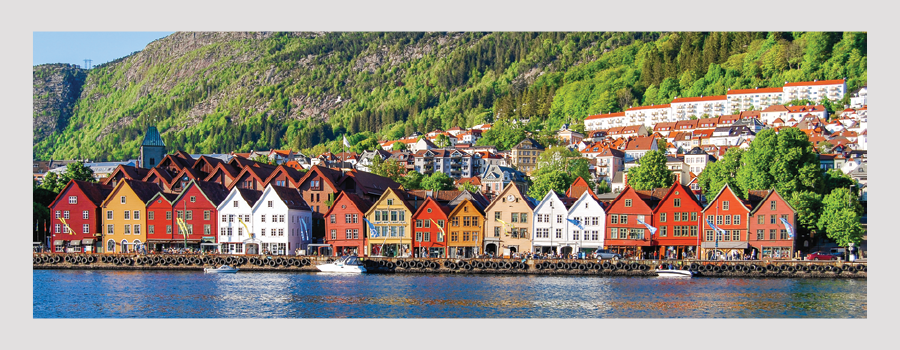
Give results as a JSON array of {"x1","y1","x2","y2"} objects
[
  {"x1": 566, "y1": 176, "x2": 597, "y2": 200},
  {"x1": 260, "y1": 185, "x2": 311, "y2": 211},
  {"x1": 607, "y1": 185, "x2": 658, "y2": 212},
  {"x1": 297, "y1": 165, "x2": 345, "y2": 191},
  {"x1": 652, "y1": 182, "x2": 702, "y2": 214},
  {"x1": 141, "y1": 126, "x2": 165, "y2": 147},
  {"x1": 102, "y1": 164, "x2": 152, "y2": 186},
  {"x1": 141, "y1": 166, "x2": 175, "y2": 186},
  {"x1": 324, "y1": 191, "x2": 373, "y2": 218},
  {"x1": 263, "y1": 164, "x2": 306, "y2": 188},
  {"x1": 413, "y1": 196, "x2": 453, "y2": 220},
  {"x1": 341, "y1": 169, "x2": 402, "y2": 196},
  {"x1": 228, "y1": 165, "x2": 277, "y2": 191},
  {"x1": 702, "y1": 183, "x2": 752, "y2": 212},
  {"x1": 146, "y1": 191, "x2": 179, "y2": 207},
  {"x1": 49, "y1": 179, "x2": 114, "y2": 209},
  {"x1": 173, "y1": 179, "x2": 230, "y2": 207},
  {"x1": 567, "y1": 189, "x2": 605, "y2": 215},
  {"x1": 104, "y1": 179, "x2": 165, "y2": 207},
  {"x1": 484, "y1": 182, "x2": 537, "y2": 212}
]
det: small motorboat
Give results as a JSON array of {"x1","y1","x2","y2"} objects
[
  {"x1": 655, "y1": 268, "x2": 694, "y2": 277},
  {"x1": 316, "y1": 255, "x2": 366, "y2": 273},
  {"x1": 204, "y1": 265, "x2": 239, "y2": 273}
]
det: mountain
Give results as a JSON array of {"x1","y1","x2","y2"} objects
[{"x1": 32, "y1": 31, "x2": 866, "y2": 161}]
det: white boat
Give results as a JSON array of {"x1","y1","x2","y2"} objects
[
  {"x1": 316, "y1": 255, "x2": 367, "y2": 273},
  {"x1": 655, "y1": 268, "x2": 694, "y2": 277},
  {"x1": 204, "y1": 265, "x2": 239, "y2": 273}
]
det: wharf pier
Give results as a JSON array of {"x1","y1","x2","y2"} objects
[{"x1": 32, "y1": 253, "x2": 867, "y2": 278}]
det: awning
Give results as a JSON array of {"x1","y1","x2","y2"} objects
[
  {"x1": 701, "y1": 242, "x2": 748, "y2": 249},
  {"x1": 82, "y1": 238, "x2": 95, "y2": 245},
  {"x1": 69, "y1": 240, "x2": 81, "y2": 246},
  {"x1": 53, "y1": 240, "x2": 65, "y2": 245},
  {"x1": 201, "y1": 236, "x2": 216, "y2": 243}
]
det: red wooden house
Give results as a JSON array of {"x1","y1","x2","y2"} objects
[
  {"x1": 203, "y1": 162, "x2": 242, "y2": 189},
  {"x1": 168, "y1": 167, "x2": 207, "y2": 193},
  {"x1": 701, "y1": 183, "x2": 754, "y2": 260},
  {"x1": 191, "y1": 155, "x2": 227, "y2": 180},
  {"x1": 263, "y1": 164, "x2": 305, "y2": 189},
  {"x1": 170, "y1": 180, "x2": 229, "y2": 251},
  {"x1": 747, "y1": 189, "x2": 798, "y2": 259},
  {"x1": 102, "y1": 164, "x2": 151, "y2": 187},
  {"x1": 412, "y1": 197, "x2": 452, "y2": 258},
  {"x1": 652, "y1": 182, "x2": 703, "y2": 259},
  {"x1": 604, "y1": 186, "x2": 665, "y2": 258},
  {"x1": 141, "y1": 167, "x2": 176, "y2": 192},
  {"x1": 228, "y1": 165, "x2": 276, "y2": 192},
  {"x1": 145, "y1": 191, "x2": 179, "y2": 251},
  {"x1": 323, "y1": 191, "x2": 372, "y2": 256},
  {"x1": 47, "y1": 179, "x2": 113, "y2": 253}
]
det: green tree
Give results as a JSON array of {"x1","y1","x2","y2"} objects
[
  {"x1": 475, "y1": 119, "x2": 526, "y2": 150},
  {"x1": 40, "y1": 172, "x2": 64, "y2": 193},
  {"x1": 392, "y1": 142, "x2": 408, "y2": 151},
  {"x1": 822, "y1": 208, "x2": 864, "y2": 248},
  {"x1": 251, "y1": 155, "x2": 277, "y2": 165},
  {"x1": 458, "y1": 182, "x2": 481, "y2": 193},
  {"x1": 434, "y1": 134, "x2": 450, "y2": 148},
  {"x1": 595, "y1": 179, "x2": 611, "y2": 194},
  {"x1": 527, "y1": 169, "x2": 570, "y2": 199},
  {"x1": 699, "y1": 147, "x2": 746, "y2": 199},
  {"x1": 626, "y1": 150, "x2": 673, "y2": 191},
  {"x1": 736, "y1": 128, "x2": 820, "y2": 199},
  {"x1": 370, "y1": 156, "x2": 406, "y2": 181},
  {"x1": 351, "y1": 137, "x2": 382, "y2": 153},
  {"x1": 398, "y1": 170, "x2": 425, "y2": 190},
  {"x1": 788, "y1": 190, "x2": 822, "y2": 235},
  {"x1": 822, "y1": 168, "x2": 857, "y2": 195},
  {"x1": 421, "y1": 172, "x2": 455, "y2": 191}
]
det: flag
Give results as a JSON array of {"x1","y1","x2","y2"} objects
[
  {"x1": 780, "y1": 217, "x2": 795, "y2": 238},
  {"x1": 636, "y1": 218, "x2": 657, "y2": 239},
  {"x1": 566, "y1": 218, "x2": 585, "y2": 231},
  {"x1": 238, "y1": 216, "x2": 253, "y2": 240},
  {"x1": 176, "y1": 218, "x2": 189, "y2": 239},
  {"x1": 59, "y1": 217, "x2": 74, "y2": 235},
  {"x1": 496, "y1": 218, "x2": 511, "y2": 236},
  {"x1": 364, "y1": 218, "x2": 379, "y2": 238},
  {"x1": 430, "y1": 218, "x2": 445, "y2": 234},
  {"x1": 343, "y1": 135, "x2": 351, "y2": 148},
  {"x1": 706, "y1": 219, "x2": 722, "y2": 247}
]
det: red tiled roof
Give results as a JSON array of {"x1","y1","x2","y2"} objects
[
  {"x1": 671, "y1": 95, "x2": 726, "y2": 103},
  {"x1": 585, "y1": 112, "x2": 625, "y2": 120},
  {"x1": 728, "y1": 87, "x2": 783, "y2": 95},
  {"x1": 784, "y1": 79, "x2": 845, "y2": 87},
  {"x1": 627, "y1": 104, "x2": 671, "y2": 111}
]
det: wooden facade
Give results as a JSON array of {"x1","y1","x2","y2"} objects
[
  {"x1": 701, "y1": 184, "x2": 751, "y2": 259},
  {"x1": 364, "y1": 188, "x2": 414, "y2": 257},
  {"x1": 47, "y1": 180, "x2": 113, "y2": 253},
  {"x1": 324, "y1": 192, "x2": 372, "y2": 257},
  {"x1": 483, "y1": 183, "x2": 536, "y2": 257},
  {"x1": 748, "y1": 189, "x2": 798, "y2": 259},
  {"x1": 604, "y1": 186, "x2": 659, "y2": 258},
  {"x1": 652, "y1": 182, "x2": 703, "y2": 259}
]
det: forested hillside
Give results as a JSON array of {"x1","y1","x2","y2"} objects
[{"x1": 33, "y1": 31, "x2": 866, "y2": 161}]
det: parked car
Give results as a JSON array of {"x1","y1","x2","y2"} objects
[
  {"x1": 595, "y1": 249, "x2": 622, "y2": 259},
  {"x1": 806, "y1": 251, "x2": 837, "y2": 260}
]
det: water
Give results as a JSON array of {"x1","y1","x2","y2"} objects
[{"x1": 33, "y1": 270, "x2": 866, "y2": 318}]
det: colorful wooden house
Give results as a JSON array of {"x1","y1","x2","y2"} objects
[
  {"x1": 532, "y1": 191, "x2": 575, "y2": 255},
  {"x1": 604, "y1": 186, "x2": 665, "y2": 258},
  {"x1": 47, "y1": 179, "x2": 113, "y2": 253},
  {"x1": 216, "y1": 188, "x2": 263, "y2": 255},
  {"x1": 170, "y1": 180, "x2": 229, "y2": 251},
  {"x1": 652, "y1": 182, "x2": 703, "y2": 259},
  {"x1": 145, "y1": 191, "x2": 178, "y2": 251},
  {"x1": 483, "y1": 183, "x2": 537, "y2": 257},
  {"x1": 747, "y1": 189, "x2": 798, "y2": 259},
  {"x1": 324, "y1": 191, "x2": 373, "y2": 257},
  {"x1": 364, "y1": 187, "x2": 414, "y2": 257},
  {"x1": 251, "y1": 185, "x2": 313, "y2": 255},
  {"x1": 700, "y1": 183, "x2": 753, "y2": 260},
  {"x1": 101, "y1": 179, "x2": 164, "y2": 253},
  {"x1": 565, "y1": 188, "x2": 606, "y2": 256},
  {"x1": 413, "y1": 197, "x2": 453, "y2": 258}
]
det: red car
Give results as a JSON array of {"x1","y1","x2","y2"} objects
[{"x1": 806, "y1": 251, "x2": 837, "y2": 260}]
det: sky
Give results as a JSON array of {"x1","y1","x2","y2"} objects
[{"x1": 33, "y1": 32, "x2": 174, "y2": 67}]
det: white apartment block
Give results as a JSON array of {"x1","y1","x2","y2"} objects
[
  {"x1": 584, "y1": 112, "x2": 626, "y2": 131},
  {"x1": 624, "y1": 104, "x2": 673, "y2": 128},
  {"x1": 726, "y1": 87, "x2": 784, "y2": 113},
  {"x1": 783, "y1": 79, "x2": 846, "y2": 104},
  {"x1": 670, "y1": 95, "x2": 728, "y2": 119}
]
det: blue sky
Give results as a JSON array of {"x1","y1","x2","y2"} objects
[{"x1": 33, "y1": 32, "x2": 174, "y2": 67}]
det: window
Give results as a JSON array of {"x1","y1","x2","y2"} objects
[
  {"x1": 620, "y1": 215, "x2": 627, "y2": 224},
  {"x1": 387, "y1": 199, "x2": 394, "y2": 206},
  {"x1": 352, "y1": 214, "x2": 358, "y2": 224},
  {"x1": 610, "y1": 215, "x2": 618, "y2": 224},
  {"x1": 185, "y1": 211, "x2": 191, "y2": 220},
  {"x1": 770, "y1": 214, "x2": 776, "y2": 224},
  {"x1": 556, "y1": 215, "x2": 563, "y2": 224},
  {"x1": 134, "y1": 225, "x2": 141, "y2": 235},
  {"x1": 229, "y1": 215, "x2": 234, "y2": 223},
  {"x1": 757, "y1": 229, "x2": 764, "y2": 240},
  {"x1": 437, "y1": 220, "x2": 444, "y2": 228},
  {"x1": 757, "y1": 215, "x2": 764, "y2": 224},
  {"x1": 424, "y1": 220, "x2": 431, "y2": 228},
  {"x1": 733, "y1": 215, "x2": 741, "y2": 225},
  {"x1": 416, "y1": 220, "x2": 423, "y2": 228},
  {"x1": 107, "y1": 224, "x2": 114, "y2": 234},
  {"x1": 416, "y1": 232, "x2": 423, "y2": 242},
  {"x1": 222, "y1": 214, "x2": 228, "y2": 222},
  {"x1": 330, "y1": 214, "x2": 336, "y2": 224},
  {"x1": 661, "y1": 225, "x2": 667, "y2": 237},
  {"x1": 555, "y1": 228, "x2": 562, "y2": 239},
  {"x1": 463, "y1": 217, "x2": 472, "y2": 227},
  {"x1": 107, "y1": 210, "x2": 113, "y2": 220},
  {"x1": 705, "y1": 230, "x2": 714, "y2": 241},
  {"x1": 610, "y1": 227, "x2": 618, "y2": 239},
  {"x1": 190, "y1": 196, "x2": 196, "y2": 203},
  {"x1": 438, "y1": 231, "x2": 444, "y2": 242},
  {"x1": 120, "y1": 196, "x2": 126, "y2": 204},
  {"x1": 54, "y1": 224, "x2": 60, "y2": 234},
  {"x1": 261, "y1": 228, "x2": 266, "y2": 236},
  {"x1": 124, "y1": 225, "x2": 131, "y2": 235},
  {"x1": 124, "y1": 211, "x2": 130, "y2": 220},
  {"x1": 451, "y1": 232, "x2": 459, "y2": 242},
  {"x1": 495, "y1": 212, "x2": 501, "y2": 221},
  {"x1": 674, "y1": 198, "x2": 681, "y2": 207},
  {"x1": 166, "y1": 211, "x2": 172, "y2": 220},
  {"x1": 716, "y1": 215, "x2": 723, "y2": 225},
  {"x1": 494, "y1": 227, "x2": 500, "y2": 237},
  {"x1": 167, "y1": 225, "x2": 172, "y2": 234},
  {"x1": 722, "y1": 201, "x2": 729, "y2": 210},
  {"x1": 233, "y1": 200, "x2": 239, "y2": 208},
  {"x1": 68, "y1": 196, "x2": 77, "y2": 204},
  {"x1": 724, "y1": 215, "x2": 731, "y2": 225},
  {"x1": 204, "y1": 225, "x2": 210, "y2": 235},
  {"x1": 625, "y1": 199, "x2": 632, "y2": 207},
  {"x1": 780, "y1": 214, "x2": 788, "y2": 223},
  {"x1": 204, "y1": 211, "x2": 210, "y2": 220},
  {"x1": 520, "y1": 213, "x2": 527, "y2": 223},
  {"x1": 770, "y1": 200, "x2": 776, "y2": 211},
  {"x1": 731, "y1": 230, "x2": 740, "y2": 241},
  {"x1": 511, "y1": 213, "x2": 519, "y2": 223},
  {"x1": 345, "y1": 214, "x2": 352, "y2": 224},
  {"x1": 660, "y1": 213, "x2": 666, "y2": 222},
  {"x1": 769, "y1": 229, "x2": 776, "y2": 240},
  {"x1": 107, "y1": 240, "x2": 115, "y2": 253},
  {"x1": 268, "y1": 200, "x2": 274, "y2": 208},
  {"x1": 780, "y1": 229, "x2": 789, "y2": 240},
  {"x1": 390, "y1": 211, "x2": 398, "y2": 222}
]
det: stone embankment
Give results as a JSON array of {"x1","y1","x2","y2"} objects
[{"x1": 33, "y1": 253, "x2": 867, "y2": 278}]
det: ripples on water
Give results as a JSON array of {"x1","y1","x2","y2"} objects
[{"x1": 32, "y1": 270, "x2": 866, "y2": 318}]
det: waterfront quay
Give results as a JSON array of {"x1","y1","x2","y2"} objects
[{"x1": 33, "y1": 253, "x2": 866, "y2": 278}]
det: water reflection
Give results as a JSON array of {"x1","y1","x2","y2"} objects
[{"x1": 34, "y1": 271, "x2": 866, "y2": 318}]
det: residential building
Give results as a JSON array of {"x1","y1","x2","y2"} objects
[
  {"x1": 700, "y1": 184, "x2": 755, "y2": 260},
  {"x1": 169, "y1": 180, "x2": 229, "y2": 251},
  {"x1": 101, "y1": 179, "x2": 164, "y2": 253},
  {"x1": 483, "y1": 183, "x2": 537, "y2": 257},
  {"x1": 532, "y1": 191, "x2": 574, "y2": 255},
  {"x1": 783, "y1": 79, "x2": 846, "y2": 104},
  {"x1": 671, "y1": 95, "x2": 728, "y2": 119},
  {"x1": 565, "y1": 188, "x2": 606, "y2": 255},
  {"x1": 47, "y1": 180, "x2": 113, "y2": 253},
  {"x1": 625, "y1": 104, "x2": 672, "y2": 127},
  {"x1": 323, "y1": 191, "x2": 372, "y2": 257},
  {"x1": 604, "y1": 186, "x2": 665, "y2": 258},
  {"x1": 251, "y1": 185, "x2": 313, "y2": 255},
  {"x1": 652, "y1": 182, "x2": 702, "y2": 259},
  {"x1": 747, "y1": 189, "x2": 798, "y2": 259},
  {"x1": 726, "y1": 87, "x2": 784, "y2": 112},
  {"x1": 365, "y1": 188, "x2": 415, "y2": 257},
  {"x1": 509, "y1": 138, "x2": 545, "y2": 175},
  {"x1": 215, "y1": 188, "x2": 263, "y2": 255},
  {"x1": 445, "y1": 198, "x2": 484, "y2": 258}
]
